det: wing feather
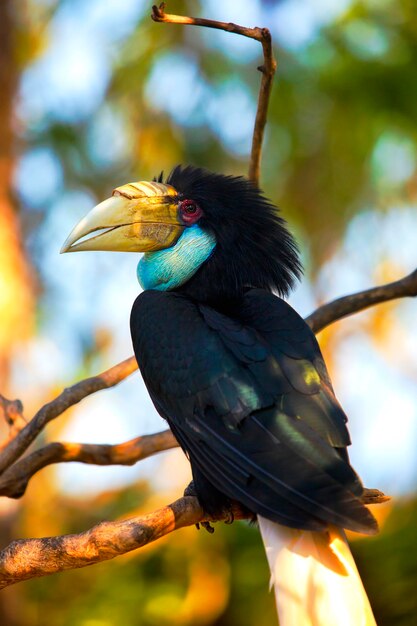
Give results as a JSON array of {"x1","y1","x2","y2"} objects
[{"x1": 131, "y1": 289, "x2": 376, "y2": 534}]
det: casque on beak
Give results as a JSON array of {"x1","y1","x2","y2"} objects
[{"x1": 60, "y1": 181, "x2": 183, "y2": 253}]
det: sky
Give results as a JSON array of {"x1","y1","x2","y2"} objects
[{"x1": 12, "y1": 0, "x2": 417, "y2": 498}]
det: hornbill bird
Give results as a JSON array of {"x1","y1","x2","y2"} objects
[{"x1": 62, "y1": 165, "x2": 377, "y2": 625}]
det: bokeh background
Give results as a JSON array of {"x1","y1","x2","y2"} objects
[{"x1": 1, "y1": 0, "x2": 417, "y2": 624}]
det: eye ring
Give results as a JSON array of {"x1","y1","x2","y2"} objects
[
  {"x1": 181, "y1": 200, "x2": 198, "y2": 214},
  {"x1": 179, "y1": 199, "x2": 203, "y2": 223}
]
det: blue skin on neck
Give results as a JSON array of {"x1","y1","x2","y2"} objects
[{"x1": 137, "y1": 224, "x2": 216, "y2": 291}]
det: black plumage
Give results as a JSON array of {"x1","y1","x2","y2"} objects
[
  {"x1": 130, "y1": 166, "x2": 377, "y2": 534},
  {"x1": 165, "y1": 165, "x2": 302, "y2": 302}
]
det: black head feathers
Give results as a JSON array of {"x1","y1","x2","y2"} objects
[{"x1": 161, "y1": 165, "x2": 302, "y2": 301}]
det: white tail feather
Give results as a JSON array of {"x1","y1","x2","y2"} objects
[{"x1": 258, "y1": 516, "x2": 377, "y2": 626}]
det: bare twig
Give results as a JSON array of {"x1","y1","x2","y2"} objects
[
  {"x1": 151, "y1": 2, "x2": 265, "y2": 37},
  {"x1": 362, "y1": 488, "x2": 390, "y2": 506},
  {"x1": 0, "y1": 430, "x2": 177, "y2": 498},
  {"x1": 0, "y1": 395, "x2": 27, "y2": 452},
  {"x1": 250, "y1": 31, "x2": 276, "y2": 185},
  {"x1": 151, "y1": 3, "x2": 276, "y2": 186},
  {"x1": 306, "y1": 268, "x2": 417, "y2": 334},
  {"x1": 0, "y1": 357, "x2": 138, "y2": 475}
]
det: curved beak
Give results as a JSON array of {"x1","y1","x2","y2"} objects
[{"x1": 61, "y1": 181, "x2": 183, "y2": 253}]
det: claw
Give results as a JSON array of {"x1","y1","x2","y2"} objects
[
  {"x1": 195, "y1": 521, "x2": 215, "y2": 533},
  {"x1": 184, "y1": 482, "x2": 216, "y2": 532},
  {"x1": 200, "y1": 521, "x2": 215, "y2": 534}
]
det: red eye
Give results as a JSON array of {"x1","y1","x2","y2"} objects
[{"x1": 179, "y1": 199, "x2": 203, "y2": 224}]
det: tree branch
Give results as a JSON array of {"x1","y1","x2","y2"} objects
[
  {"x1": 0, "y1": 489, "x2": 388, "y2": 590},
  {"x1": 0, "y1": 395, "x2": 27, "y2": 452},
  {"x1": 0, "y1": 430, "x2": 177, "y2": 498},
  {"x1": 306, "y1": 268, "x2": 417, "y2": 334},
  {"x1": 250, "y1": 30, "x2": 276, "y2": 185},
  {"x1": 0, "y1": 496, "x2": 216, "y2": 589},
  {"x1": 151, "y1": 3, "x2": 276, "y2": 186},
  {"x1": 0, "y1": 357, "x2": 138, "y2": 475}
]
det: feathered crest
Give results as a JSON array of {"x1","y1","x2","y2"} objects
[
  {"x1": 152, "y1": 171, "x2": 164, "y2": 183},
  {"x1": 156, "y1": 165, "x2": 302, "y2": 300}
]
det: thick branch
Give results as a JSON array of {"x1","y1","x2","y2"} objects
[
  {"x1": 0, "y1": 357, "x2": 138, "y2": 475},
  {"x1": 0, "y1": 430, "x2": 177, "y2": 498},
  {"x1": 306, "y1": 268, "x2": 417, "y2": 334},
  {"x1": 0, "y1": 488, "x2": 387, "y2": 589},
  {"x1": 0, "y1": 496, "x2": 209, "y2": 589},
  {"x1": 151, "y1": 3, "x2": 276, "y2": 186}
]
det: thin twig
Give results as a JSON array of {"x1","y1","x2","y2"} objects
[
  {"x1": 306, "y1": 268, "x2": 417, "y2": 334},
  {"x1": 362, "y1": 488, "x2": 390, "y2": 506},
  {"x1": 0, "y1": 430, "x2": 177, "y2": 498},
  {"x1": 0, "y1": 357, "x2": 138, "y2": 475},
  {"x1": 151, "y1": 3, "x2": 276, "y2": 186},
  {"x1": 0, "y1": 395, "x2": 27, "y2": 452},
  {"x1": 151, "y1": 3, "x2": 265, "y2": 38},
  {"x1": 250, "y1": 29, "x2": 276, "y2": 185}
]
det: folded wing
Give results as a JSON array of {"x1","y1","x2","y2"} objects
[{"x1": 131, "y1": 289, "x2": 377, "y2": 534}]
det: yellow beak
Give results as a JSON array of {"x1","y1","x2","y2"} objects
[{"x1": 60, "y1": 181, "x2": 183, "y2": 253}]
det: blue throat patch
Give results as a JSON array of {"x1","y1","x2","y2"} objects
[{"x1": 137, "y1": 224, "x2": 216, "y2": 291}]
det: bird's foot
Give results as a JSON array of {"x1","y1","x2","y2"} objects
[
  {"x1": 196, "y1": 521, "x2": 215, "y2": 534},
  {"x1": 183, "y1": 481, "x2": 239, "y2": 531},
  {"x1": 183, "y1": 481, "x2": 216, "y2": 533}
]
